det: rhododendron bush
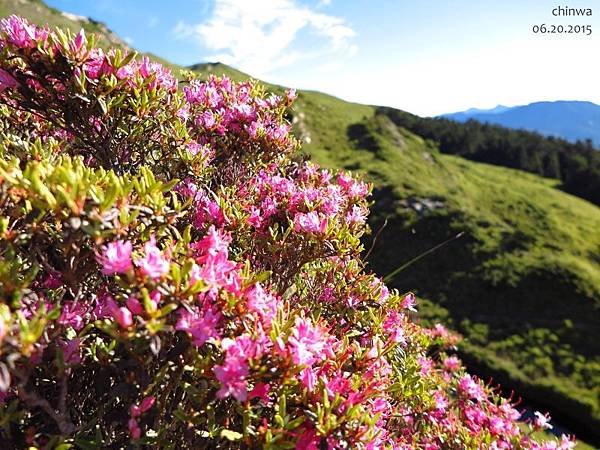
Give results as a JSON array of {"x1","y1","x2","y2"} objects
[{"x1": 0, "y1": 16, "x2": 575, "y2": 449}]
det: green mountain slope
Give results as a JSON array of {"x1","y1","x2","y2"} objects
[
  {"x1": 3, "y1": 0, "x2": 600, "y2": 443},
  {"x1": 188, "y1": 62, "x2": 251, "y2": 82},
  {"x1": 293, "y1": 97, "x2": 600, "y2": 436}
]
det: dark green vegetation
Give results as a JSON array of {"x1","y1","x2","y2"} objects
[
  {"x1": 3, "y1": 1, "x2": 600, "y2": 444},
  {"x1": 381, "y1": 108, "x2": 600, "y2": 206}
]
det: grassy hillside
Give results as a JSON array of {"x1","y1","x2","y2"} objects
[
  {"x1": 3, "y1": 1, "x2": 600, "y2": 445},
  {"x1": 291, "y1": 90, "x2": 600, "y2": 441},
  {"x1": 302, "y1": 94, "x2": 600, "y2": 434},
  {"x1": 188, "y1": 62, "x2": 251, "y2": 82},
  {"x1": 380, "y1": 107, "x2": 600, "y2": 206}
]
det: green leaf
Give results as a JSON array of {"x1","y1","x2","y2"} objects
[
  {"x1": 220, "y1": 429, "x2": 243, "y2": 441},
  {"x1": 47, "y1": 306, "x2": 62, "y2": 321},
  {"x1": 158, "y1": 303, "x2": 178, "y2": 318}
]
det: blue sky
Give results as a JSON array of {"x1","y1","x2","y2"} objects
[{"x1": 46, "y1": 0, "x2": 600, "y2": 116}]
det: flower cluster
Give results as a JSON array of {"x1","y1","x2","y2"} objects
[{"x1": 0, "y1": 16, "x2": 576, "y2": 449}]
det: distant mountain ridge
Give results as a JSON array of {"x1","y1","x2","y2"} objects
[{"x1": 441, "y1": 100, "x2": 600, "y2": 147}]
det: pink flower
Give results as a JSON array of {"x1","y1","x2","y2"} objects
[
  {"x1": 457, "y1": 375, "x2": 486, "y2": 401},
  {"x1": 266, "y1": 124, "x2": 289, "y2": 142},
  {"x1": 429, "y1": 323, "x2": 450, "y2": 340},
  {"x1": 463, "y1": 405, "x2": 486, "y2": 433},
  {"x1": 84, "y1": 48, "x2": 111, "y2": 79},
  {"x1": 558, "y1": 435, "x2": 576, "y2": 450},
  {"x1": 114, "y1": 306, "x2": 133, "y2": 329},
  {"x1": 295, "y1": 426, "x2": 319, "y2": 450},
  {"x1": 191, "y1": 226, "x2": 231, "y2": 262},
  {"x1": 418, "y1": 356, "x2": 434, "y2": 375},
  {"x1": 488, "y1": 416, "x2": 505, "y2": 435},
  {"x1": 1, "y1": 15, "x2": 36, "y2": 48},
  {"x1": 116, "y1": 62, "x2": 136, "y2": 80},
  {"x1": 138, "y1": 56, "x2": 153, "y2": 78},
  {"x1": 58, "y1": 302, "x2": 88, "y2": 331},
  {"x1": 337, "y1": 172, "x2": 354, "y2": 189},
  {"x1": 249, "y1": 382, "x2": 270, "y2": 403},
  {"x1": 69, "y1": 29, "x2": 87, "y2": 56},
  {"x1": 0, "y1": 68, "x2": 18, "y2": 92},
  {"x1": 370, "y1": 397, "x2": 391, "y2": 416},
  {"x1": 193, "y1": 193, "x2": 225, "y2": 229},
  {"x1": 433, "y1": 391, "x2": 448, "y2": 412},
  {"x1": 319, "y1": 287, "x2": 335, "y2": 303},
  {"x1": 175, "y1": 178, "x2": 199, "y2": 199},
  {"x1": 196, "y1": 252, "x2": 241, "y2": 294},
  {"x1": 214, "y1": 335, "x2": 269, "y2": 402},
  {"x1": 137, "y1": 56, "x2": 176, "y2": 91},
  {"x1": 177, "y1": 104, "x2": 190, "y2": 121},
  {"x1": 58, "y1": 338, "x2": 81, "y2": 365},
  {"x1": 443, "y1": 356, "x2": 461, "y2": 372},
  {"x1": 246, "y1": 283, "x2": 279, "y2": 326},
  {"x1": 376, "y1": 280, "x2": 390, "y2": 304},
  {"x1": 383, "y1": 310, "x2": 406, "y2": 345},
  {"x1": 131, "y1": 396, "x2": 156, "y2": 418},
  {"x1": 293, "y1": 212, "x2": 327, "y2": 234},
  {"x1": 128, "y1": 418, "x2": 141, "y2": 439},
  {"x1": 287, "y1": 317, "x2": 329, "y2": 366},
  {"x1": 144, "y1": 290, "x2": 161, "y2": 313},
  {"x1": 186, "y1": 141, "x2": 212, "y2": 159},
  {"x1": 247, "y1": 207, "x2": 263, "y2": 228},
  {"x1": 126, "y1": 296, "x2": 143, "y2": 316},
  {"x1": 92, "y1": 293, "x2": 113, "y2": 320},
  {"x1": 285, "y1": 88, "x2": 297, "y2": 102},
  {"x1": 346, "y1": 205, "x2": 367, "y2": 224},
  {"x1": 136, "y1": 236, "x2": 170, "y2": 279},
  {"x1": 247, "y1": 120, "x2": 262, "y2": 138},
  {"x1": 140, "y1": 396, "x2": 155, "y2": 412},
  {"x1": 102, "y1": 296, "x2": 133, "y2": 328},
  {"x1": 97, "y1": 240, "x2": 133, "y2": 275},
  {"x1": 175, "y1": 307, "x2": 221, "y2": 347},
  {"x1": 42, "y1": 272, "x2": 62, "y2": 289},
  {"x1": 533, "y1": 411, "x2": 553, "y2": 430},
  {"x1": 214, "y1": 356, "x2": 249, "y2": 401},
  {"x1": 299, "y1": 367, "x2": 317, "y2": 392},
  {"x1": 337, "y1": 172, "x2": 369, "y2": 198},
  {"x1": 199, "y1": 110, "x2": 216, "y2": 129},
  {"x1": 401, "y1": 292, "x2": 417, "y2": 311}
]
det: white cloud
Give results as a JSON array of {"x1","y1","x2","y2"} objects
[
  {"x1": 172, "y1": 0, "x2": 356, "y2": 77},
  {"x1": 316, "y1": 61, "x2": 341, "y2": 73},
  {"x1": 302, "y1": 34, "x2": 600, "y2": 117},
  {"x1": 147, "y1": 17, "x2": 159, "y2": 28},
  {"x1": 124, "y1": 36, "x2": 134, "y2": 45}
]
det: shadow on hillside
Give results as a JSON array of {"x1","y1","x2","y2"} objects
[
  {"x1": 346, "y1": 123, "x2": 381, "y2": 153},
  {"x1": 363, "y1": 185, "x2": 600, "y2": 440},
  {"x1": 365, "y1": 192, "x2": 599, "y2": 351}
]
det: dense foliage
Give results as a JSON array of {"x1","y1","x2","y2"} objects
[
  {"x1": 378, "y1": 107, "x2": 600, "y2": 206},
  {"x1": 0, "y1": 16, "x2": 577, "y2": 449}
]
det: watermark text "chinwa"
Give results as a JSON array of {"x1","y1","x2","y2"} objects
[{"x1": 552, "y1": 6, "x2": 592, "y2": 16}]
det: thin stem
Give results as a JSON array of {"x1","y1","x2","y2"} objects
[{"x1": 383, "y1": 231, "x2": 465, "y2": 283}]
